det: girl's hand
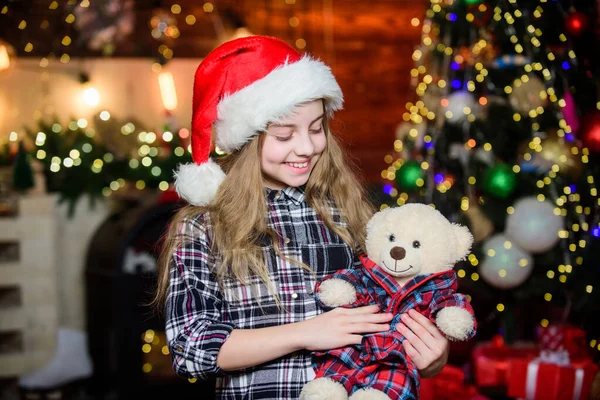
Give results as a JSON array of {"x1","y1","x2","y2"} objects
[
  {"x1": 300, "y1": 305, "x2": 393, "y2": 351},
  {"x1": 397, "y1": 309, "x2": 449, "y2": 378}
]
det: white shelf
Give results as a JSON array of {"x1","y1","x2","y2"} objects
[{"x1": 0, "y1": 195, "x2": 58, "y2": 378}]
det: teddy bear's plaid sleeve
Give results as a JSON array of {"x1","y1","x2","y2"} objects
[
  {"x1": 429, "y1": 288, "x2": 477, "y2": 340},
  {"x1": 314, "y1": 268, "x2": 374, "y2": 310}
]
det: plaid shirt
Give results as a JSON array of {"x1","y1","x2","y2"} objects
[
  {"x1": 165, "y1": 186, "x2": 358, "y2": 399},
  {"x1": 313, "y1": 255, "x2": 476, "y2": 399}
]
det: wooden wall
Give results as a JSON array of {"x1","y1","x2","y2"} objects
[
  {"x1": 211, "y1": 0, "x2": 426, "y2": 182},
  {"x1": 0, "y1": 0, "x2": 426, "y2": 183}
]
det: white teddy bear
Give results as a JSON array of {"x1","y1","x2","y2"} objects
[{"x1": 300, "y1": 203, "x2": 476, "y2": 400}]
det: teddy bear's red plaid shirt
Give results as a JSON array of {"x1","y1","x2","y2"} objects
[{"x1": 312, "y1": 255, "x2": 476, "y2": 399}]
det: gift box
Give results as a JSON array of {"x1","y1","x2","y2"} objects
[
  {"x1": 420, "y1": 365, "x2": 490, "y2": 400},
  {"x1": 537, "y1": 324, "x2": 589, "y2": 359},
  {"x1": 472, "y1": 337, "x2": 538, "y2": 388},
  {"x1": 537, "y1": 325, "x2": 564, "y2": 351},
  {"x1": 563, "y1": 326, "x2": 590, "y2": 360},
  {"x1": 507, "y1": 350, "x2": 599, "y2": 400}
]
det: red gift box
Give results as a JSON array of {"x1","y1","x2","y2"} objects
[
  {"x1": 536, "y1": 324, "x2": 589, "y2": 359},
  {"x1": 472, "y1": 337, "x2": 539, "y2": 387},
  {"x1": 507, "y1": 350, "x2": 599, "y2": 400},
  {"x1": 537, "y1": 325, "x2": 565, "y2": 351},
  {"x1": 420, "y1": 365, "x2": 490, "y2": 400},
  {"x1": 563, "y1": 326, "x2": 589, "y2": 360}
]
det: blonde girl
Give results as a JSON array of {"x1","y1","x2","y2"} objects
[{"x1": 154, "y1": 36, "x2": 449, "y2": 400}]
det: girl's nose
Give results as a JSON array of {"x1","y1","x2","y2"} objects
[{"x1": 294, "y1": 132, "x2": 315, "y2": 156}]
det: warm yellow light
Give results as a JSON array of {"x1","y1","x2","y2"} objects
[
  {"x1": 295, "y1": 38, "x2": 306, "y2": 49},
  {"x1": 82, "y1": 87, "x2": 100, "y2": 107},
  {"x1": 0, "y1": 42, "x2": 12, "y2": 71},
  {"x1": 158, "y1": 72, "x2": 178, "y2": 111}
]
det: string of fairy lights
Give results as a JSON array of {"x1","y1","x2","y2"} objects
[
  {"x1": 385, "y1": 0, "x2": 599, "y2": 347},
  {"x1": 0, "y1": 0, "x2": 77, "y2": 67},
  {"x1": 21, "y1": 115, "x2": 193, "y2": 195},
  {"x1": 495, "y1": 0, "x2": 599, "y2": 338},
  {"x1": 4, "y1": 0, "x2": 598, "y2": 365},
  {"x1": 2, "y1": 0, "x2": 315, "y2": 377}
]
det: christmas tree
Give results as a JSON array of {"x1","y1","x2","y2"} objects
[
  {"x1": 12, "y1": 141, "x2": 34, "y2": 191},
  {"x1": 384, "y1": 0, "x2": 600, "y2": 357}
]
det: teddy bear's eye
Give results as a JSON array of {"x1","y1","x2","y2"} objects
[
  {"x1": 388, "y1": 234, "x2": 396, "y2": 242},
  {"x1": 412, "y1": 240, "x2": 421, "y2": 249}
]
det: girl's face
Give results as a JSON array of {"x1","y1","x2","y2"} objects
[{"x1": 261, "y1": 100, "x2": 327, "y2": 190}]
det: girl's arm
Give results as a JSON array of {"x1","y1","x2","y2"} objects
[
  {"x1": 216, "y1": 304, "x2": 392, "y2": 371},
  {"x1": 166, "y1": 216, "x2": 392, "y2": 377},
  {"x1": 166, "y1": 217, "x2": 236, "y2": 380}
]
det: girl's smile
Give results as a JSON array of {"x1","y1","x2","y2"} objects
[
  {"x1": 284, "y1": 160, "x2": 311, "y2": 173},
  {"x1": 261, "y1": 100, "x2": 326, "y2": 190}
]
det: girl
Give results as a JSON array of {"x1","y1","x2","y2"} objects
[{"x1": 153, "y1": 36, "x2": 449, "y2": 399}]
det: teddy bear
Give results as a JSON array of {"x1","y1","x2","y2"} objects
[{"x1": 300, "y1": 203, "x2": 476, "y2": 400}]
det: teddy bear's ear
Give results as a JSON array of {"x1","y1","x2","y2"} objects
[
  {"x1": 453, "y1": 223, "x2": 474, "y2": 261},
  {"x1": 366, "y1": 207, "x2": 394, "y2": 237}
]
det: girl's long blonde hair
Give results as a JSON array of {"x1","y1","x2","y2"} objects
[{"x1": 152, "y1": 114, "x2": 375, "y2": 313}]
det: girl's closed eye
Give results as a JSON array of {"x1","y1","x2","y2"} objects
[
  {"x1": 310, "y1": 125, "x2": 324, "y2": 134},
  {"x1": 270, "y1": 127, "x2": 293, "y2": 141},
  {"x1": 275, "y1": 134, "x2": 293, "y2": 142}
]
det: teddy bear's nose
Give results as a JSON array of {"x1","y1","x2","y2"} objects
[{"x1": 390, "y1": 246, "x2": 406, "y2": 260}]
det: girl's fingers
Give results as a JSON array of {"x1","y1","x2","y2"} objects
[
  {"x1": 349, "y1": 334, "x2": 364, "y2": 345},
  {"x1": 402, "y1": 340, "x2": 426, "y2": 370},
  {"x1": 399, "y1": 313, "x2": 437, "y2": 351},
  {"x1": 397, "y1": 323, "x2": 430, "y2": 357},
  {"x1": 407, "y1": 309, "x2": 445, "y2": 339},
  {"x1": 351, "y1": 323, "x2": 390, "y2": 334},
  {"x1": 351, "y1": 304, "x2": 382, "y2": 314},
  {"x1": 347, "y1": 312, "x2": 393, "y2": 325}
]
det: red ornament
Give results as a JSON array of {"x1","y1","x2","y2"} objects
[
  {"x1": 491, "y1": 334, "x2": 504, "y2": 348},
  {"x1": 580, "y1": 110, "x2": 600, "y2": 154},
  {"x1": 565, "y1": 11, "x2": 588, "y2": 37}
]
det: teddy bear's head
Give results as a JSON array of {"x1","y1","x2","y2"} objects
[{"x1": 365, "y1": 204, "x2": 473, "y2": 282}]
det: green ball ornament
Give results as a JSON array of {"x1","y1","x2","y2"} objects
[
  {"x1": 395, "y1": 160, "x2": 425, "y2": 192},
  {"x1": 482, "y1": 163, "x2": 517, "y2": 199}
]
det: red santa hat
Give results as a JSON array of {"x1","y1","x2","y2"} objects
[{"x1": 174, "y1": 35, "x2": 343, "y2": 206}]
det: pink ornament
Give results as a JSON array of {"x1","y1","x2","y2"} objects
[{"x1": 562, "y1": 90, "x2": 579, "y2": 134}]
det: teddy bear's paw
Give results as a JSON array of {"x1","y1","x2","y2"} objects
[
  {"x1": 317, "y1": 279, "x2": 357, "y2": 307},
  {"x1": 300, "y1": 378, "x2": 348, "y2": 400},
  {"x1": 436, "y1": 306, "x2": 474, "y2": 341},
  {"x1": 349, "y1": 388, "x2": 392, "y2": 400}
]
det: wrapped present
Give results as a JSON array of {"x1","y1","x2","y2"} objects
[
  {"x1": 507, "y1": 349, "x2": 599, "y2": 400},
  {"x1": 472, "y1": 336, "x2": 538, "y2": 388},
  {"x1": 420, "y1": 365, "x2": 490, "y2": 400},
  {"x1": 563, "y1": 325, "x2": 589, "y2": 359},
  {"x1": 536, "y1": 324, "x2": 588, "y2": 358},
  {"x1": 537, "y1": 325, "x2": 565, "y2": 351}
]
